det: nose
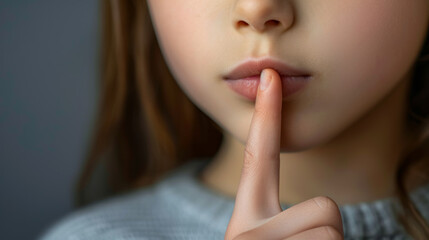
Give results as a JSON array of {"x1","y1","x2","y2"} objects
[{"x1": 232, "y1": 0, "x2": 293, "y2": 33}]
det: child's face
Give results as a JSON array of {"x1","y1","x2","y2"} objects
[{"x1": 147, "y1": 0, "x2": 429, "y2": 150}]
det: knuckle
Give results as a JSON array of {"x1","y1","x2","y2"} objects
[
  {"x1": 243, "y1": 147, "x2": 258, "y2": 175},
  {"x1": 323, "y1": 225, "x2": 343, "y2": 240},
  {"x1": 244, "y1": 146, "x2": 256, "y2": 162},
  {"x1": 312, "y1": 196, "x2": 339, "y2": 211},
  {"x1": 311, "y1": 197, "x2": 344, "y2": 238}
]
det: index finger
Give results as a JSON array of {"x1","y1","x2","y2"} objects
[{"x1": 232, "y1": 68, "x2": 283, "y2": 222}]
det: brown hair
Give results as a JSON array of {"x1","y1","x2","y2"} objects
[{"x1": 75, "y1": 0, "x2": 429, "y2": 238}]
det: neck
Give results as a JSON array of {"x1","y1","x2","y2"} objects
[{"x1": 199, "y1": 72, "x2": 422, "y2": 206}]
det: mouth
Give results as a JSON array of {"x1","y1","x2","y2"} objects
[{"x1": 222, "y1": 57, "x2": 312, "y2": 101}]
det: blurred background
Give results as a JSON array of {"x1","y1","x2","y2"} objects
[{"x1": 0, "y1": 0, "x2": 99, "y2": 239}]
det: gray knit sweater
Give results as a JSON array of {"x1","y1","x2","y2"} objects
[{"x1": 38, "y1": 158, "x2": 429, "y2": 240}]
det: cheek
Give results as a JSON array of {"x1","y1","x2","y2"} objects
[
  {"x1": 313, "y1": 0, "x2": 428, "y2": 87},
  {"x1": 148, "y1": 0, "x2": 246, "y2": 140},
  {"x1": 282, "y1": 0, "x2": 429, "y2": 149},
  {"x1": 147, "y1": 0, "x2": 223, "y2": 107}
]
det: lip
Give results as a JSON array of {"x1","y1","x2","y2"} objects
[{"x1": 222, "y1": 57, "x2": 312, "y2": 101}]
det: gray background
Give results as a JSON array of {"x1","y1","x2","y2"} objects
[{"x1": 0, "y1": 0, "x2": 99, "y2": 239}]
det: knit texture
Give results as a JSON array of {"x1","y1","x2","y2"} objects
[{"x1": 38, "y1": 158, "x2": 429, "y2": 240}]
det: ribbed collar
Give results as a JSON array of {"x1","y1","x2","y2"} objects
[{"x1": 157, "y1": 158, "x2": 429, "y2": 239}]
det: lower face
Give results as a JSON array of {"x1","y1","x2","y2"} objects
[{"x1": 146, "y1": 0, "x2": 429, "y2": 151}]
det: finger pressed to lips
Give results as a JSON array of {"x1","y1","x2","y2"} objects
[
  {"x1": 225, "y1": 69, "x2": 344, "y2": 240},
  {"x1": 231, "y1": 68, "x2": 283, "y2": 223}
]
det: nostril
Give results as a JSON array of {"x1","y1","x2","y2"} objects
[
  {"x1": 237, "y1": 20, "x2": 249, "y2": 28},
  {"x1": 236, "y1": 19, "x2": 281, "y2": 30},
  {"x1": 266, "y1": 20, "x2": 280, "y2": 27}
]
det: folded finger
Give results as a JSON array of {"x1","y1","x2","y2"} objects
[
  {"x1": 255, "y1": 196, "x2": 344, "y2": 239},
  {"x1": 284, "y1": 225, "x2": 343, "y2": 240}
]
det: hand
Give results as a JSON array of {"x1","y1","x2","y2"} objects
[{"x1": 224, "y1": 69, "x2": 344, "y2": 240}]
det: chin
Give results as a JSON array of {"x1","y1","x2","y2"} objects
[
  {"x1": 278, "y1": 132, "x2": 330, "y2": 153},
  {"x1": 279, "y1": 144, "x2": 312, "y2": 153}
]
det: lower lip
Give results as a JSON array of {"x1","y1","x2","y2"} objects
[{"x1": 224, "y1": 75, "x2": 311, "y2": 101}]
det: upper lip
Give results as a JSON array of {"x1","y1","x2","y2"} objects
[{"x1": 223, "y1": 57, "x2": 311, "y2": 80}]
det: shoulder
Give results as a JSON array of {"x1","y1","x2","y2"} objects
[
  {"x1": 38, "y1": 185, "x2": 164, "y2": 240},
  {"x1": 37, "y1": 159, "x2": 223, "y2": 240}
]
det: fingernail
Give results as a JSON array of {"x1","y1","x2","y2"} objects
[{"x1": 259, "y1": 69, "x2": 271, "y2": 91}]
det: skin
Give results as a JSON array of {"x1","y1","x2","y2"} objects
[{"x1": 146, "y1": 0, "x2": 429, "y2": 239}]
